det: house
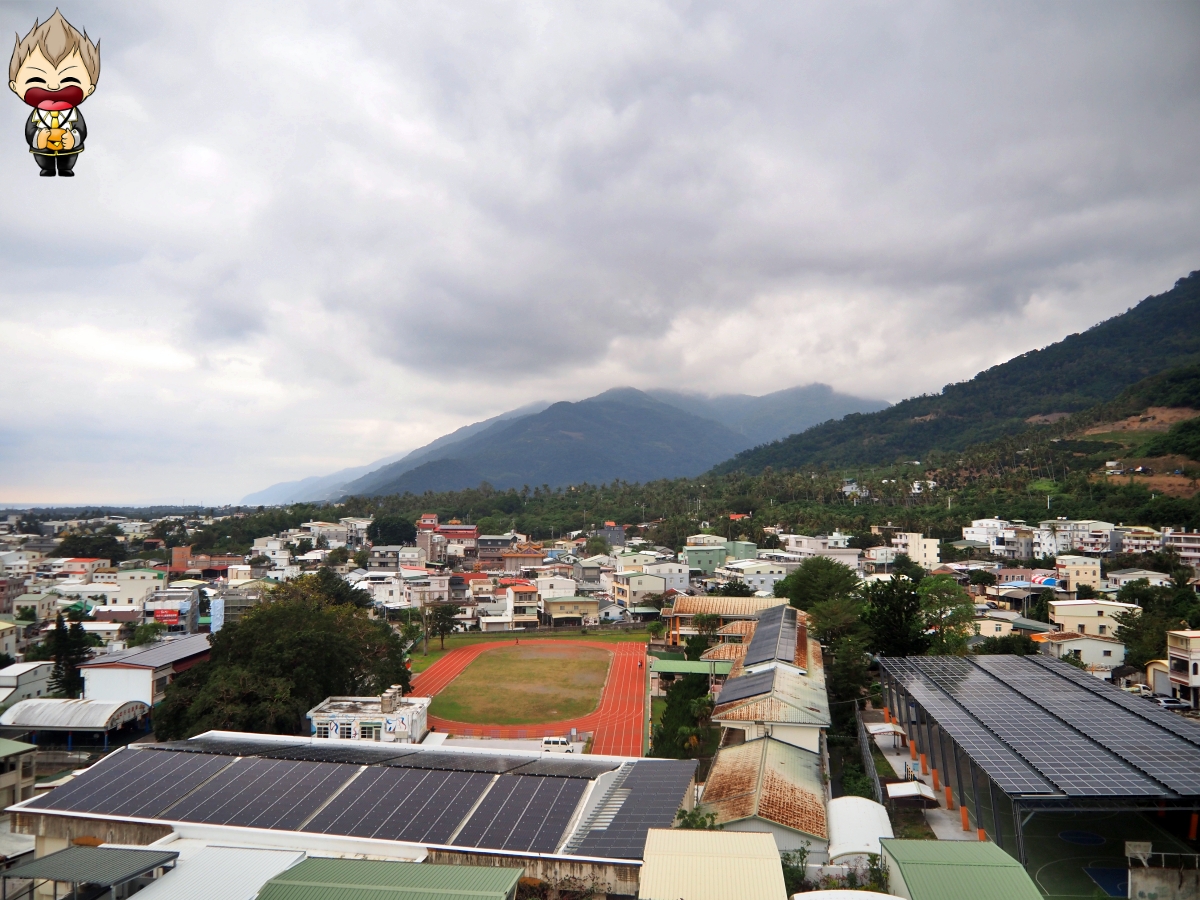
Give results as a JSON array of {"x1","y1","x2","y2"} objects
[
  {"x1": 597, "y1": 522, "x2": 627, "y2": 548},
  {"x1": 1048, "y1": 597, "x2": 1138, "y2": 637},
  {"x1": 501, "y1": 543, "x2": 546, "y2": 572},
  {"x1": 476, "y1": 533, "x2": 520, "y2": 564},
  {"x1": 307, "y1": 686, "x2": 430, "y2": 743},
  {"x1": 890, "y1": 533, "x2": 940, "y2": 570},
  {"x1": 572, "y1": 555, "x2": 609, "y2": 583},
  {"x1": 0, "y1": 738, "x2": 36, "y2": 808},
  {"x1": 79, "y1": 634, "x2": 211, "y2": 706},
  {"x1": 1119, "y1": 526, "x2": 1164, "y2": 554},
  {"x1": 1035, "y1": 631, "x2": 1125, "y2": 675},
  {"x1": 0, "y1": 662, "x2": 52, "y2": 705},
  {"x1": 776, "y1": 534, "x2": 863, "y2": 572},
  {"x1": 1167, "y1": 630, "x2": 1200, "y2": 707},
  {"x1": 679, "y1": 546, "x2": 728, "y2": 577},
  {"x1": 1106, "y1": 568, "x2": 1174, "y2": 590},
  {"x1": 714, "y1": 559, "x2": 788, "y2": 593},
  {"x1": 662, "y1": 595, "x2": 787, "y2": 647},
  {"x1": 535, "y1": 576, "x2": 576, "y2": 599},
  {"x1": 612, "y1": 572, "x2": 666, "y2": 608},
  {"x1": 697, "y1": 737, "x2": 828, "y2": 855},
  {"x1": 637, "y1": 830, "x2": 788, "y2": 900},
  {"x1": 642, "y1": 561, "x2": 688, "y2": 593},
  {"x1": 368, "y1": 546, "x2": 427, "y2": 571},
  {"x1": 541, "y1": 596, "x2": 600, "y2": 627},
  {"x1": 615, "y1": 552, "x2": 659, "y2": 574},
  {"x1": 503, "y1": 584, "x2": 540, "y2": 629},
  {"x1": 1054, "y1": 555, "x2": 1102, "y2": 591},
  {"x1": 1164, "y1": 528, "x2": 1200, "y2": 574},
  {"x1": 713, "y1": 666, "x2": 829, "y2": 752},
  {"x1": 10, "y1": 593, "x2": 56, "y2": 623}
]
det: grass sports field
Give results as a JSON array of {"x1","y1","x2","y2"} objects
[
  {"x1": 409, "y1": 629, "x2": 648, "y2": 673},
  {"x1": 428, "y1": 643, "x2": 612, "y2": 725}
]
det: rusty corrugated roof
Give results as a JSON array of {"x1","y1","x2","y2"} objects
[
  {"x1": 700, "y1": 737, "x2": 827, "y2": 839},
  {"x1": 670, "y1": 596, "x2": 787, "y2": 617}
]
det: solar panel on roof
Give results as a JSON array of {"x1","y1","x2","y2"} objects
[
  {"x1": 509, "y1": 758, "x2": 620, "y2": 779},
  {"x1": 163, "y1": 758, "x2": 358, "y2": 829},
  {"x1": 743, "y1": 605, "x2": 795, "y2": 667},
  {"x1": 386, "y1": 751, "x2": 536, "y2": 774},
  {"x1": 303, "y1": 767, "x2": 492, "y2": 844},
  {"x1": 144, "y1": 737, "x2": 305, "y2": 758},
  {"x1": 258, "y1": 743, "x2": 420, "y2": 766},
  {"x1": 972, "y1": 655, "x2": 1200, "y2": 797},
  {"x1": 573, "y1": 760, "x2": 695, "y2": 859},
  {"x1": 452, "y1": 775, "x2": 587, "y2": 853},
  {"x1": 909, "y1": 657, "x2": 1170, "y2": 798},
  {"x1": 715, "y1": 669, "x2": 775, "y2": 706},
  {"x1": 24, "y1": 749, "x2": 235, "y2": 818}
]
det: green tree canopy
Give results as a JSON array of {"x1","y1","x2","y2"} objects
[
  {"x1": 271, "y1": 568, "x2": 372, "y2": 608},
  {"x1": 367, "y1": 514, "x2": 417, "y2": 546},
  {"x1": 774, "y1": 556, "x2": 860, "y2": 610},
  {"x1": 862, "y1": 577, "x2": 929, "y2": 658},
  {"x1": 974, "y1": 633, "x2": 1040, "y2": 655},
  {"x1": 715, "y1": 581, "x2": 756, "y2": 597},
  {"x1": 917, "y1": 575, "x2": 976, "y2": 656},
  {"x1": 428, "y1": 603, "x2": 463, "y2": 650}
]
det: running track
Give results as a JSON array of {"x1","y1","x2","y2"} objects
[{"x1": 410, "y1": 640, "x2": 647, "y2": 757}]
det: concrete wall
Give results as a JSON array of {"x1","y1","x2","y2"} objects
[
  {"x1": 1129, "y1": 867, "x2": 1200, "y2": 899},
  {"x1": 426, "y1": 848, "x2": 640, "y2": 897},
  {"x1": 82, "y1": 666, "x2": 151, "y2": 705}
]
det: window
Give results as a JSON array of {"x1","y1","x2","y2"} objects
[
  {"x1": 1194, "y1": 663, "x2": 1198, "y2": 676},
  {"x1": 1078, "y1": 624, "x2": 1085, "y2": 634},
  {"x1": 1097, "y1": 610, "x2": 1104, "y2": 616},
  {"x1": 1103, "y1": 650, "x2": 1112, "y2": 657},
  {"x1": 1098, "y1": 625, "x2": 1106, "y2": 635},
  {"x1": 360, "y1": 724, "x2": 381, "y2": 741},
  {"x1": 315, "y1": 724, "x2": 330, "y2": 738},
  {"x1": 994, "y1": 624, "x2": 1003, "y2": 633}
]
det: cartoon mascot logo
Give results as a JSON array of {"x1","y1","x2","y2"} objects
[{"x1": 9, "y1": 10, "x2": 99, "y2": 177}]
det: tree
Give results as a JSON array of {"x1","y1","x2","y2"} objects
[
  {"x1": 808, "y1": 595, "x2": 868, "y2": 645},
  {"x1": 0, "y1": 653, "x2": 14, "y2": 670},
  {"x1": 368, "y1": 514, "x2": 417, "y2": 546},
  {"x1": 55, "y1": 529, "x2": 128, "y2": 563},
  {"x1": 715, "y1": 581, "x2": 755, "y2": 597},
  {"x1": 683, "y1": 634, "x2": 710, "y2": 661},
  {"x1": 326, "y1": 546, "x2": 350, "y2": 566},
  {"x1": 1075, "y1": 584, "x2": 1098, "y2": 600},
  {"x1": 584, "y1": 535, "x2": 610, "y2": 557},
  {"x1": 270, "y1": 568, "x2": 372, "y2": 608},
  {"x1": 48, "y1": 613, "x2": 90, "y2": 698},
  {"x1": 646, "y1": 621, "x2": 665, "y2": 642},
  {"x1": 129, "y1": 622, "x2": 166, "y2": 647},
  {"x1": 689, "y1": 694, "x2": 715, "y2": 730},
  {"x1": 353, "y1": 549, "x2": 369, "y2": 570},
  {"x1": 1028, "y1": 589, "x2": 1053, "y2": 623},
  {"x1": 15, "y1": 607, "x2": 36, "y2": 622},
  {"x1": 969, "y1": 570, "x2": 997, "y2": 587},
  {"x1": 890, "y1": 553, "x2": 926, "y2": 583},
  {"x1": 155, "y1": 592, "x2": 411, "y2": 740},
  {"x1": 825, "y1": 633, "x2": 871, "y2": 733},
  {"x1": 918, "y1": 575, "x2": 975, "y2": 656},
  {"x1": 974, "y1": 633, "x2": 1040, "y2": 655},
  {"x1": 650, "y1": 673, "x2": 710, "y2": 758},
  {"x1": 428, "y1": 603, "x2": 463, "y2": 650},
  {"x1": 249, "y1": 554, "x2": 271, "y2": 567},
  {"x1": 675, "y1": 808, "x2": 722, "y2": 830},
  {"x1": 1113, "y1": 578, "x2": 1199, "y2": 669},
  {"x1": 692, "y1": 613, "x2": 720, "y2": 640},
  {"x1": 774, "y1": 556, "x2": 859, "y2": 610},
  {"x1": 862, "y1": 578, "x2": 929, "y2": 658}
]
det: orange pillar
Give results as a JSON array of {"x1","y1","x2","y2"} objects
[
  {"x1": 1190, "y1": 813, "x2": 1199, "y2": 841},
  {"x1": 960, "y1": 804, "x2": 970, "y2": 831},
  {"x1": 919, "y1": 752, "x2": 928, "y2": 775},
  {"x1": 978, "y1": 828, "x2": 987, "y2": 841},
  {"x1": 909, "y1": 740, "x2": 918, "y2": 760},
  {"x1": 931, "y1": 768, "x2": 940, "y2": 791},
  {"x1": 944, "y1": 785, "x2": 954, "y2": 809}
]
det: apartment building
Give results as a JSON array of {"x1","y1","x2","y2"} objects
[
  {"x1": 368, "y1": 546, "x2": 427, "y2": 571},
  {"x1": 1164, "y1": 529, "x2": 1200, "y2": 574},
  {"x1": 1048, "y1": 598, "x2": 1138, "y2": 637},
  {"x1": 612, "y1": 572, "x2": 667, "y2": 608},
  {"x1": 1054, "y1": 555, "x2": 1102, "y2": 591},
  {"x1": 715, "y1": 559, "x2": 789, "y2": 593},
  {"x1": 642, "y1": 561, "x2": 688, "y2": 593},
  {"x1": 891, "y1": 532, "x2": 940, "y2": 570}
]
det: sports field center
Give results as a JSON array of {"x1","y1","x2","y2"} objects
[{"x1": 410, "y1": 637, "x2": 648, "y2": 756}]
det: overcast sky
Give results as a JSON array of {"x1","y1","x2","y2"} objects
[{"x1": 1, "y1": 1, "x2": 1198, "y2": 505}]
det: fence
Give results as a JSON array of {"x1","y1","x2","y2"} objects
[{"x1": 855, "y1": 705, "x2": 886, "y2": 805}]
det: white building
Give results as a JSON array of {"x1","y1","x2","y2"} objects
[
  {"x1": 642, "y1": 561, "x2": 688, "y2": 593},
  {"x1": 0, "y1": 662, "x2": 52, "y2": 705},
  {"x1": 1048, "y1": 597, "x2": 1139, "y2": 638},
  {"x1": 307, "y1": 686, "x2": 430, "y2": 743},
  {"x1": 891, "y1": 533, "x2": 940, "y2": 570},
  {"x1": 1166, "y1": 630, "x2": 1200, "y2": 707},
  {"x1": 1164, "y1": 528, "x2": 1200, "y2": 575},
  {"x1": 1106, "y1": 568, "x2": 1174, "y2": 590},
  {"x1": 535, "y1": 576, "x2": 576, "y2": 599},
  {"x1": 1038, "y1": 632, "x2": 1124, "y2": 676},
  {"x1": 80, "y1": 634, "x2": 211, "y2": 706},
  {"x1": 715, "y1": 559, "x2": 789, "y2": 593}
]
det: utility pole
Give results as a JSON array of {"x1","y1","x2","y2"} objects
[{"x1": 422, "y1": 600, "x2": 429, "y2": 655}]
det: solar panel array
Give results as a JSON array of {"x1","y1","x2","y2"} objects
[
  {"x1": 882, "y1": 658, "x2": 1057, "y2": 796},
  {"x1": 453, "y1": 775, "x2": 588, "y2": 853},
  {"x1": 973, "y1": 655, "x2": 1200, "y2": 796},
  {"x1": 509, "y1": 758, "x2": 620, "y2": 779},
  {"x1": 24, "y1": 749, "x2": 234, "y2": 817},
  {"x1": 574, "y1": 760, "x2": 696, "y2": 859},
  {"x1": 903, "y1": 657, "x2": 1172, "y2": 797},
  {"x1": 164, "y1": 758, "x2": 359, "y2": 829},
  {"x1": 743, "y1": 605, "x2": 793, "y2": 667},
  {"x1": 304, "y1": 767, "x2": 493, "y2": 844},
  {"x1": 386, "y1": 751, "x2": 536, "y2": 774},
  {"x1": 144, "y1": 737, "x2": 305, "y2": 757},
  {"x1": 1027, "y1": 655, "x2": 1200, "y2": 749},
  {"x1": 715, "y1": 669, "x2": 776, "y2": 707},
  {"x1": 258, "y1": 743, "x2": 420, "y2": 766}
]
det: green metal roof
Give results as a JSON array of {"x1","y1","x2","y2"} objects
[
  {"x1": 3, "y1": 847, "x2": 178, "y2": 887},
  {"x1": 880, "y1": 839, "x2": 1041, "y2": 900},
  {"x1": 255, "y1": 859, "x2": 522, "y2": 900},
  {"x1": 651, "y1": 659, "x2": 733, "y2": 675},
  {"x1": 0, "y1": 737, "x2": 35, "y2": 758}
]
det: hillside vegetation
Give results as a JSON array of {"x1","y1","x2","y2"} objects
[{"x1": 712, "y1": 270, "x2": 1200, "y2": 474}]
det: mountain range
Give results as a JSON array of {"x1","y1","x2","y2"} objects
[
  {"x1": 713, "y1": 270, "x2": 1200, "y2": 475},
  {"x1": 241, "y1": 384, "x2": 888, "y2": 503}
]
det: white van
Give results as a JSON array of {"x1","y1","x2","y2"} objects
[{"x1": 541, "y1": 736, "x2": 574, "y2": 753}]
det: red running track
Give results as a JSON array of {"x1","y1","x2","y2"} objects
[{"x1": 410, "y1": 640, "x2": 647, "y2": 757}]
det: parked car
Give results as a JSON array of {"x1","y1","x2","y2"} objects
[
  {"x1": 541, "y1": 736, "x2": 574, "y2": 753},
  {"x1": 1122, "y1": 684, "x2": 1154, "y2": 697},
  {"x1": 1154, "y1": 697, "x2": 1192, "y2": 711}
]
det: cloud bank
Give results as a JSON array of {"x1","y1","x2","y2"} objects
[{"x1": 1, "y1": 0, "x2": 1197, "y2": 503}]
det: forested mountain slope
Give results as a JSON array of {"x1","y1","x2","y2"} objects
[{"x1": 713, "y1": 270, "x2": 1200, "y2": 474}]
